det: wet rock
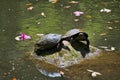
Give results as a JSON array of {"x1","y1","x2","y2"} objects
[{"x1": 31, "y1": 40, "x2": 101, "y2": 68}]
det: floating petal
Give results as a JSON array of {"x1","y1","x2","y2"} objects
[
  {"x1": 100, "y1": 8, "x2": 111, "y2": 13},
  {"x1": 73, "y1": 11, "x2": 84, "y2": 16}
]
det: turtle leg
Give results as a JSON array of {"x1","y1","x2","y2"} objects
[{"x1": 86, "y1": 39, "x2": 90, "y2": 46}]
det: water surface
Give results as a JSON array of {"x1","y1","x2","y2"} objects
[{"x1": 0, "y1": 0, "x2": 120, "y2": 80}]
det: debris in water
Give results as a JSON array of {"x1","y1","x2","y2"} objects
[
  {"x1": 26, "y1": 3, "x2": 33, "y2": 6},
  {"x1": 36, "y1": 33, "x2": 44, "y2": 37},
  {"x1": 98, "y1": 46, "x2": 108, "y2": 49},
  {"x1": 37, "y1": 22, "x2": 41, "y2": 24},
  {"x1": 15, "y1": 32, "x2": 31, "y2": 41},
  {"x1": 111, "y1": 47, "x2": 115, "y2": 51},
  {"x1": 27, "y1": 6, "x2": 34, "y2": 11},
  {"x1": 73, "y1": 11, "x2": 84, "y2": 16},
  {"x1": 99, "y1": 46, "x2": 115, "y2": 51},
  {"x1": 87, "y1": 69, "x2": 102, "y2": 78},
  {"x1": 74, "y1": 19, "x2": 79, "y2": 22},
  {"x1": 69, "y1": 1, "x2": 79, "y2": 4},
  {"x1": 49, "y1": 0, "x2": 58, "y2": 3},
  {"x1": 100, "y1": 33, "x2": 107, "y2": 36},
  {"x1": 100, "y1": 8, "x2": 111, "y2": 13},
  {"x1": 64, "y1": 6, "x2": 71, "y2": 9},
  {"x1": 12, "y1": 77, "x2": 17, "y2": 80},
  {"x1": 86, "y1": 15, "x2": 92, "y2": 19},
  {"x1": 41, "y1": 12, "x2": 46, "y2": 17},
  {"x1": 15, "y1": 36, "x2": 21, "y2": 41},
  {"x1": 108, "y1": 27, "x2": 113, "y2": 30},
  {"x1": 105, "y1": 47, "x2": 115, "y2": 51},
  {"x1": 104, "y1": 38, "x2": 107, "y2": 41}
]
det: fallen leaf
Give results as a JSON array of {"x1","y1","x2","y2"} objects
[
  {"x1": 26, "y1": 3, "x2": 33, "y2": 6},
  {"x1": 87, "y1": 69, "x2": 102, "y2": 78},
  {"x1": 86, "y1": 15, "x2": 92, "y2": 19},
  {"x1": 49, "y1": 0, "x2": 58, "y2": 3},
  {"x1": 74, "y1": 19, "x2": 79, "y2": 22},
  {"x1": 36, "y1": 34, "x2": 44, "y2": 37},
  {"x1": 111, "y1": 47, "x2": 115, "y2": 51},
  {"x1": 91, "y1": 72, "x2": 102, "y2": 78},
  {"x1": 64, "y1": 6, "x2": 71, "y2": 8},
  {"x1": 69, "y1": 1, "x2": 79, "y2": 4},
  {"x1": 108, "y1": 27, "x2": 113, "y2": 30},
  {"x1": 12, "y1": 77, "x2": 17, "y2": 80},
  {"x1": 98, "y1": 46, "x2": 108, "y2": 49},
  {"x1": 100, "y1": 8, "x2": 111, "y2": 13},
  {"x1": 41, "y1": 12, "x2": 46, "y2": 17},
  {"x1": 100, "y1": 33, "x2": 106, "y2": 36},
  {"x1": 27, "y1": 6, "x2": 34, "y2": 11}
]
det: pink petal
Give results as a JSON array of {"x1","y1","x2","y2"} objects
[
  {"x1": 20, "y1": 33, "x2": 31, "y2": 41},
  {"x1": 73, "y1": 11, "x2": 84, "y2": 16}
]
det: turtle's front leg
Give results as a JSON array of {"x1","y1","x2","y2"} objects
[{"x1": 86, "y1": 39, "x2": 90, "y2": 46}]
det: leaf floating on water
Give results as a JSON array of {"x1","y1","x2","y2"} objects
[
  {"x1": 86, "y1": 15, "x2": 92, "y2": 19},
  {"x1": 64, "y1": 6, "x2": 71, "y2": 9},
  {"x1": 15, "y1": 36, "x2": 21, "y2": 41},
  {"x1": 100, "y1": 8, "x2": 111, "y2": 13},
  {"x1": 100, "y1": 33, "x2": 106, "y2": 36},
  {"x1": 37, "y1": 22, "x2": 41, "y2": 24},
  {"x1": 107, "y1": 27, "x2": 113, "y2": 30},
  {"x1": 98, "y1": 46, "x2": 108, "y2": 49},
  {"x1": 12, "y1": 77, "x2": 17, "y2": 80},
  {"x1": 26, "y1": 3, "x2": 33, "y2": 6},
  {"x1": 41, "y1": 12, "x2": 46, "y2": 17},
  {"x1": 27, "y1": 6, "x2": 34, "y2": 11},
  {"x1": 74, "y1": 19, "x2": 79, "y2": 22},
  {"x1": 49, "y1": 0, "x2": 58, "y2": 3},
  {"x1": 87, "y1": 69, "x2": 94, "y2": 72},
  {"x1": 91, "y1": 72, "x2": 102, "y2": 78},
  {"x1": 111, "y1": 47, "x2": 115, "y2": 51},
  {"x1": 87, "y1": 69, "x2": 102, "y2": 78},
  {"x1": 105, "y1": 47, "x2": 115, "y2": 51},
  {"x1": 36, "y1": 34, "x2": 44, "y2": 37},
  {"x1": 69, "y1": 1, "x2": 79, "y2": 4}
]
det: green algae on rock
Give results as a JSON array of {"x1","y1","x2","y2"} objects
[{"x1": 31, "y1": 40, "x2": 101, "y2": 68}]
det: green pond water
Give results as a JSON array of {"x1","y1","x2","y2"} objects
[{"x1": 0, "y1": 0, "x2": 120, "y2": 80}]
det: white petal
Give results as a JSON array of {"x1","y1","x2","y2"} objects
[{"x1": 15, "y1": 36, "x2": 21, "y2": 41}]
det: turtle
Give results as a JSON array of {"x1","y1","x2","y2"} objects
[
  {"x1": 34, "y1": 33, "x2": 66, "y2": 51},
  {"x1": 63, "y1": 29, "x2": 90, "y2": 46}
]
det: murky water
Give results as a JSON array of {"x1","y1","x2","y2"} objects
[{"x1": 0, "y1": 0, "x2": 120, "y2": 80}]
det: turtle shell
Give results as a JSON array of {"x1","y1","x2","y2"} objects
[
  {"x1": 36, "y1": 34, "x2": 62, "y2": 50},
  {"x1": 63, "y1": 29, "x2": 82, "y2": 38}
]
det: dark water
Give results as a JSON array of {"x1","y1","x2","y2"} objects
[{"x1": 0, "y1": 0, "x2": 120, "y2": 80}]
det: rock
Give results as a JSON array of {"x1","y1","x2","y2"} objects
[
  {"x1": 30, "y1": 40, "x2": 101, "y2": 78},
  {"x1": 31, "y1": 41, "x2": 101, "y2": 68}
]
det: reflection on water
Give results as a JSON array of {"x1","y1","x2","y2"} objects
[
  {"x1": 37, "y1": 68, "x2": 62, "y2": 77},
  {"x1": 0, "y1": 0, "x2": 120, "y2": 80}
]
